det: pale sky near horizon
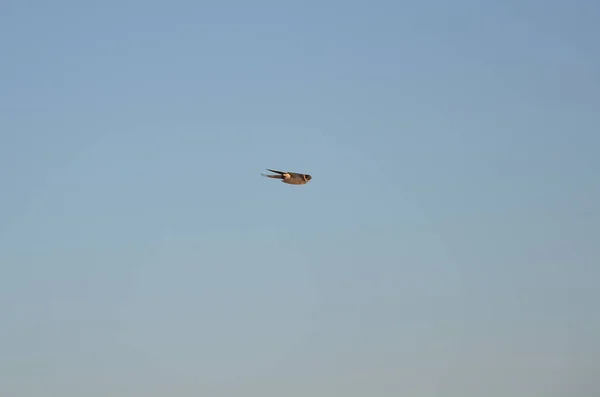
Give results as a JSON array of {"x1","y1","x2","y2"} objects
[{"x1": 1, "y1": 1, "x2": 599, "y2": 396}]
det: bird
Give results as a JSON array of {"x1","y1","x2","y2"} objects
[{"x1": 261, "y1": 169, "x2": 312, "y2": 185}]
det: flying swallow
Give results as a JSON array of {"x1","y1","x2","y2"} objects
[{"x1": 261, "y1": 169, "x2": 312, "y2": 185}]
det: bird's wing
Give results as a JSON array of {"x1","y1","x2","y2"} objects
[{"x1": 261, "y1": 172, "x2": 283, "y2": 179}]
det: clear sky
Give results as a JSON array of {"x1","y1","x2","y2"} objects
[{"x1": 1, "y1": 1, "x2": 599, "y2": 396}]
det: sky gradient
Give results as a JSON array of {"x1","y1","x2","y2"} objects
[{"x1": 2, "y1": 1, "x2": 599, "y2": 396}]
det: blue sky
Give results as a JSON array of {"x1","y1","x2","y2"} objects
[{"x1": 1, "y1": 0, "x2": 599, "y2": 396}]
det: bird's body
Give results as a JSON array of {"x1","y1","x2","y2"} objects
[{"x1": 261, "y1": 169, "x2": 312, "y2": 185}]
